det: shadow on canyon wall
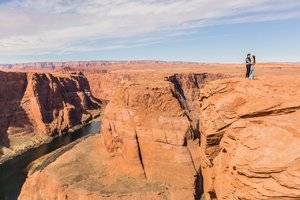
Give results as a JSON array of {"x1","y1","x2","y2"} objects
[
  {"x1": 0, "y1": 71, "x2": 31, "y2": 148},
  {"x1": 0, "y1": 71, "x2": 102, "y2": 149}
]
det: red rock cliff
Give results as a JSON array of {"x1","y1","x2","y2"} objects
[
  {"x1": 18, "y1": 73, "x2": 224, "y2": 199},
  {"x1": 198, "y1": 76, "x2": 300, "y2": 199},
  {"x1": 0, "y1": 71, "x2": 101, "y2": 159},
  {"x1": 18, "y1": 73, "x2": 300, "y2": 200}
]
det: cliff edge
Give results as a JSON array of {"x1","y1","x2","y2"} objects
[
  {"x1": 0, "y1": 71, "x2": 101, "y2": 161},
  {"x1": 18, "y1": 73, "x2": 300, "y2": 199}
]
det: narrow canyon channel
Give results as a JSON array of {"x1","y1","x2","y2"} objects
[{"x1": 0, "y1": 121, "x2": 101, "y2": 200}]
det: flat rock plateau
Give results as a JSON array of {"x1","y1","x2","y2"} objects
[{"x1": 0, "y1": 61, "x2": 300, "y2": 200}]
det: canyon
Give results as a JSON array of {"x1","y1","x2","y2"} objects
[
  {"x1": 0, "y1": 71, "x2": 101, "y2": 161},
  {"x1": 0, "y1": 61, "x2": 299, "y2": 199}
]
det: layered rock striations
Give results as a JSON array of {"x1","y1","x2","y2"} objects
[
  {"x1": 0, "y1": 71, "x2": 29, "y2": 155},
  {"x1": 18, "y1": 82, "x2": 192, "y2": 199},
  {"x1": 18, "y1": 72, "x2": 300, "y2": 200},
  {"x1": 167, "y1": 73, "x2": 228, "y2": 140},
  {"x1": 85, "y1": 72, "x2": 132, "y2": 101},
  {"x1": 100, "y1": 82, "x2": 196, "y2": 198},
  {"x1": 198, "y1": 76, "x2": 300, "y2": 199},
  {"x1": 19, "y1": 73, "x2": 225, "y2": 199},
  {"x1": 0, "y1": 61, "x2": 206, "y2": 72},
  {"x1": 0, "y1": 71, "x2": 101, "y2": 160},
  {"x1": 26, "y1": 72, "x2": 101, "y2": 135}
]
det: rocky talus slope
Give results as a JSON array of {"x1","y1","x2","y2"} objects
[
  {"x1": 18, "y1": 73, "x2": 300, "y2": 200},
  {"x1": 0, "y1": 71, "x2": 101, "y2": 160}
]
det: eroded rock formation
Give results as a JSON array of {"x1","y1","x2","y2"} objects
[
  {"x1": 0, "y1": 71, "x2": 101, "y2": 160},
  {"x1": 18, "y1": 71, "x2": 300, "y2": 200},
  {"x1": 18, "y1": 73, "x2": 225, "y2": 199},
  {"x1": 199, "y1": 77, "x2": 300, "y2": 199}
]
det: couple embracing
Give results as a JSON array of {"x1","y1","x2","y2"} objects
[{"x1": 245, "y1": 54, "x2": 256, "y2": 80}]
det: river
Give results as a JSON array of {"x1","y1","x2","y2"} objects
[{"x1": 0, "y1": 121, "x2": 101, "y2": 200}]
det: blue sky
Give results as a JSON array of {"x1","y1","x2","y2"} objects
[{"x1": 0, "y1": 0, "x2": 300, "y2": 64}]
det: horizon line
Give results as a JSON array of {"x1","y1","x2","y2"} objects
[{"x1": 1, "y1": 59, "x2": 300, "y2": 66}]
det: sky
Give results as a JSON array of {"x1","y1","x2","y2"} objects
[{"x1": 0, "y1": 0, "x2": 300, "y2": 64}]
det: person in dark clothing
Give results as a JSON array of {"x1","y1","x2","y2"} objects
[{"x1": 245, "y1": 53, "x2": 252, "y2": 78}]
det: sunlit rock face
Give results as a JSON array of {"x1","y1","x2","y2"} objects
[
  {"x1": 199, "y1": 77, "x2": 300, "y2": 199},
  {"x1": 0, "y1": 71, "x2": 101, "y2": 160},
  {"x1": 18, "y1": 72, "x2": 224, "y2": 200},
  {"x1": 18, "y1": 69, "x2": 300, "y2": 200}
]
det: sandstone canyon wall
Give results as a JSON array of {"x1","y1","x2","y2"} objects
[
  {"x1": 199, "y1": 76, "x2": 300, "y2": 199},
  {"x1": 18, "y1": 70, "x2": 300, "y2": 200},
  {"x1": 0, "y1": 71, "x2": 101, "y2": 160},
  {"x1": 18, "y1": 73, "x2": 225, "y2": 199},
  {"x1": 0, "y1": 61, "x2": 206, "y2": 72}
]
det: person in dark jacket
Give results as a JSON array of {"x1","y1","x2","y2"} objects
[{"x1": 245, "y1": 53, "x2": 252, "y2": 78}]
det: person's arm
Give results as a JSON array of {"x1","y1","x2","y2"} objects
[{"x1": 246, "y1": 58, "x2": 251, "y2": 64}]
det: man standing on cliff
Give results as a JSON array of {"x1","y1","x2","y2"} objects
[{"x1": 245, "y1": 53, "x2": 252, "y2": 78}]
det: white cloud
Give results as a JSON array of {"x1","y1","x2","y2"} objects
[{"x1": 0, "y1": 0, "x2": 299, "y2": 56}]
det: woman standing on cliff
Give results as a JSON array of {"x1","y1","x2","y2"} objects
[{"x1": 249, "y1": 55, "x2": 256, "y2": 80}]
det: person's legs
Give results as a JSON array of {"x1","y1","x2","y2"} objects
[
  {"x1": 249, "y1": 65, "x2": 254, "y2": 80},
  {"x1": 246, "y1": 65, "x2": 251, "y2": 78}
]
